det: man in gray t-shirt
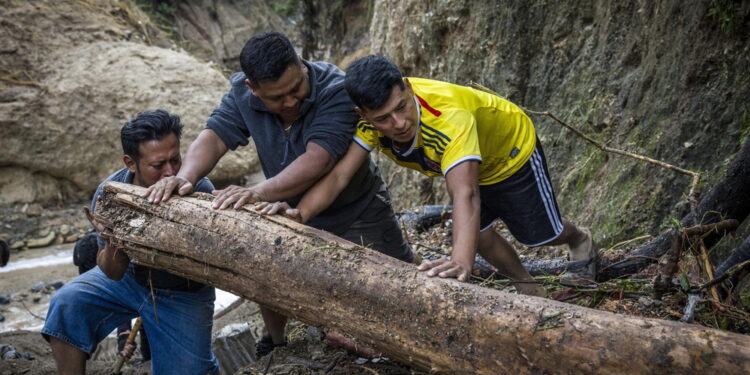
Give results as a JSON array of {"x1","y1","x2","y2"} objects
[{"x1": 144, "y1": 32, "x2": 415, "y2": 357}]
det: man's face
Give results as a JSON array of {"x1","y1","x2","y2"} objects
[
  {"x1": 124, "y1": 132, "x2": 182, "y2": 188},
  {"x1": 247, "y1": 62, "x2": 310, "y2": 123},
  {"x1": 359, "y1": 82, "x2": 418, "y2": 146}
]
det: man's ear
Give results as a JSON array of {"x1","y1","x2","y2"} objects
[
  {"x1": 123, "y1": 155, "x2": 137, "y2": 174},
  {"x1": 354, "y1": 106, "x2": 365, "y2": 118},
  {"x1": 245, "y1": 79, "x2": 258, "y2": 97},
  {"x1": 403, "y1": 78, "x2": 413, "y2": 93}
]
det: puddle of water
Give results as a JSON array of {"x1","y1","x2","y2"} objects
[
  {"x1": 0, "y1": 249, "x2": 74, "y2": 273},
  {"x1": 1, "y1": 243, "x2": 240, "y2": 333}
]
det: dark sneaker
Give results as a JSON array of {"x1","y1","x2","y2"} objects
[{"x1": 255, "y1": 334, "x2": 286, "y2": 358}]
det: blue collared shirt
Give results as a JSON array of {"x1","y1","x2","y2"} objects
[{"x1": 206, "y1": 61, "x2": 383, "y2": 233}]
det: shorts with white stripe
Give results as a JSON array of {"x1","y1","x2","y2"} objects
[{"x1": 478, "y1": 140, "x2": 563, "y2": 247}]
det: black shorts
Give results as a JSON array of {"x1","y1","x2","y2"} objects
[
  {"x1": 337, "y1": 191, "x2": 414, "y2": 263},
  {"x1": 479, "y1": 140, "x2": 563, "y2": 246}
]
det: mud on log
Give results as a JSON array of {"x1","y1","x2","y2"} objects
[{"x1": 97, "y1": 182, "x2": 750, "y2": 375}]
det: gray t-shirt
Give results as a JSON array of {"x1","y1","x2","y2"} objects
[
  {"x1": 91, "y1": 168, "x2": 215, "y2": 290},
  {"x1": 206, "y1": 60, "x2": 383, "y2": 234}
]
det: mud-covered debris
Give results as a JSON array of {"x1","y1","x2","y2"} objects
[
  {"x1": 30, "y1": 280, "x2": 64, "y2": 293},
  {"x1": 0, "y1": 344, "x2": 34, "y2": 360}
]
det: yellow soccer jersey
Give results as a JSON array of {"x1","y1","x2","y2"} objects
[{"x1": 353, "y1": 77, "x2": 536, "y2": 185}]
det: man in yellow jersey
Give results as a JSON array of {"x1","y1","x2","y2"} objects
[{"x1": 257, "y1": 55, "x2": 596, "y2": 294}]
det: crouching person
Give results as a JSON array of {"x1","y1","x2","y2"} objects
[{"x1": 41, "y1": 110, "x2": 219, "y2": 375}]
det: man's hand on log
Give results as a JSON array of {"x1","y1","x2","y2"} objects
[
  {"x1": 83, "y1": 207, "x2": 112, "y2": 235},
  {"x1": 212, "y1": 185, "x2": 265, "y2": 210},
  {"x1": 418, "y1": 258, "x2": 472, "y2": 282},
  {"x1": 143, "y1": 176, "x2": 194, "y2": 204},
  {"x1": 253, "y1": 201, "x2": 304, "y2": 223}
]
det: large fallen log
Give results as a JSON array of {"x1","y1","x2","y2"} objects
[{"x1": 97, "y1": 182, "x2": 750, "y2": 374}]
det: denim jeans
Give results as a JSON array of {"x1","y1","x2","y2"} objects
[{"x1": 42, "y1": 267, "x2": 219, "y2": 374}]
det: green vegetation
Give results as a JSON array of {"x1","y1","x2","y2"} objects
[
  {"x1": 740, "y1": 110, "x2": 750, "y2": 146},
  {"x1": 135, "y1": 0, "x2": 178, "y2": 37},
  {"x1": 271, "y1": 0, "x2": 299, "y2": 19},
  {"x1": 708, "y1": 0, "x2": 739, "y2": 34}
]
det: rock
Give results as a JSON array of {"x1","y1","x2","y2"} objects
[
  {"x1": 59, "y1": 224, "x2": 71, "y2": 236},
  {"x1": 637, "y1": 296, "x2": 663, "y2": 308},
  {"x1": 172, "y1": 0, "x2": 293, "y2": 72},
  {"x1": 368, "y1": 0, "x2": 750, "y2": 245},
  {"x1": 24, "y1": 203, "x2": 42, "y2": 217},
  {"x1": 26, "y1": 231, "x2": 55, "y2": 248},
  {"x1": 212, "y1": 322, "x2": 257, "y2": 373},
  {"x1": 10, "y1": 241, "x2": 25, "y2": 249},
  {"x1": 0, "y1": 295, "x2": 9, "y2": 305},
  {"x1": 0, "y1": 345, "x2": 34, "y2": 360},
  {"x1": 0, "y1": 168, "x2": 85, "y2": 205},
  {"x1": 0, "y1": 0, "x2": 260, "y2": 205},
  {"x1": 64, "y1": 234, "x2": 80, "y2": 243},
  {"x1": 30, "y1": 280, "x2": 64, "y2": 293},
  {"x1": 0, "y1": 312, "x2": 4, "y2": 323}
]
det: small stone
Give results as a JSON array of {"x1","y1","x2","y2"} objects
[
  {"x1": 64, "y1": 234, "x2": 79, "y2": 243},
  {"x1": 26, "y1": 231, "x2": 56, "y2": 248},
  {"x1": 30, "y1": 280, "x2": 64, "y2": 293},
  {"x1": 59, "y1": 224, "x2": 71, "y2": 236},
  {"x1": 0, "y1": 295, "x2": 10, "y2": 304},
  {"x1": 32, "y1": 296, "x2": 41, "y2": 303},
  {"x1": 10, "y1": 241, "x2": 25, "y2": 249},
  {"x1": 355, "y1": 357, "x2": 369, "y2": 365},
  {"x1": 25, "y1": 203, "x2": 42, "y2": 217}
]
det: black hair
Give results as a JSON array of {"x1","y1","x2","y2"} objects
[
  {"x1": 240, "y1": 32, "x2": 300, "y2": 86},
  {"x1": 345, "y1": 55, "x2": 405, "y2": 111},
  {"x1": 120, "y1": 109, "x2": 183, "y2": 161}
]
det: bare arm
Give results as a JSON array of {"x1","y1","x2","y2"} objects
[
  {"x1": 144, "y1": 129, "x2": 228, "y2": 203},
  {"x1": 293, "y1": 142, "x2": 369, "y2": 222},
  {"x1": 212, "y1": 142, "x2": 338, "y2": 209},
  {"x1": 418, "y1": 161, "x2": 480, "y2": 282}
]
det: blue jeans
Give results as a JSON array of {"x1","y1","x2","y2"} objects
[{"x1": 42, "y1": 267, "x2": 219, "y2": 375}]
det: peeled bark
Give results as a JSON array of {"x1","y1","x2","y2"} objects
[{"x1": 97, "y1": 182, "x2": 750, "y2": 375}]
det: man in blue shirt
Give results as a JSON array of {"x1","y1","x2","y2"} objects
[
  {"x1": 42, "y1": 110, "x2": 219, "y2": 374},
  {"x1": 144, "y1": 32, "x2": 415, "y2": 357}
]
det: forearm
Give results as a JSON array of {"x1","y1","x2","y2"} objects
[
  {"x1": 296, "y1": 167, "x2": 350, "y2": 223},
  {"x1": 253, "y1": 155, "x2": 333, "y2": 202},
  {"x1": 252, "y1": 142, "x2": 335, "y2": 202},
  {"x1": 178, "y1": 129, "x2": 228, "y2": 184},
  {"x1": 296, "y1": 143, "x2": 368, "y2": 222},
  {"x1": 450, "y1": 187, "x2": 481, "y2": 267},
  {"x1": 96, "y1": 244, "x2": 129, "y2": 280}
]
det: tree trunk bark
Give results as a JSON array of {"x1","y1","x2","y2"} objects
[{"x1": 97, "y1": 182, "x2": 750, "y2": 375}]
